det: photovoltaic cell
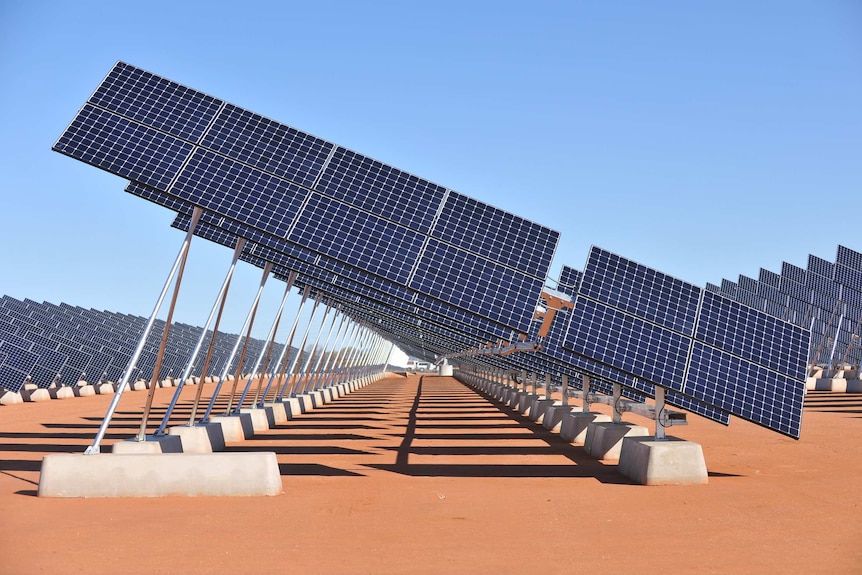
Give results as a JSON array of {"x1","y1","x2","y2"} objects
[
  {"x1": 288, "y1": 193, "x2": 424, "y2": 285},
  {"x1": 89, "y1": 62, "x2": 221, "y2": 142},
  {"x1": 558, "y1": 266, "x2": 582, "y2": 297},
  {"x1": 315, "y1": 147, "x2": 447, "y2": 234},
  {"x1": 430, "y1": 191, "x2": 559, "y2": 279},
  {"x1": 808, "y1": 255, "x2": 833, "y2": 278},
  {"x1": 201, "y1": 103, "x2": 333, "y2": 188},
  {"x1": 686, "y1": 343, "x2": 804, "y2": 438},
  {"x1": 579, "y1": 248, "x2": 701, "y2": 335},
  {"x1": 563, "y1": 296, "x2": 690, "y2": 390},
  {"x1": 696, "y1": 292, "x2": 808, "y2": 379},
  {"x1": 758, "y1": 269, "x2": 781, "y2": 288},
  {"x1": 54, "y1": 105, "x2": 193, "y2": 190},
  {"x1": 836, "y1": 245, "x2": 862, "y2": 272},
  {"x1": 781, "y1": 262, "x2": 807, "y2": 285}
]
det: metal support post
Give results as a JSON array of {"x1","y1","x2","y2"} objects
[
  {"x1": 235, "y1": 275, "x2": 295, "y2": 412},
  {"x1": 582, "y1": 374, "x2": 592, "y2": 413},
  {"x1": 158, "y1": 237, "x2": 246, "y2": 434},
  {"x1": 84, "y1": 207, "x2": 202, "y2": 454},
  {"x1": 545, "y1": 373, "x2": 552, "y2": 400},
  {"x1": 612, "y1": 382, "x2": 623, "y2": 423},
  {"x1": 309, "y1": 310, "x2": 347, "y2": 391},
  {"x1": 655, "y1": 385, "x2": 667, "y2": 440},
  {"x1": 270, "y1": 286, "x2": 311, "y2": 401},
  {"x1": 135, "y1": 207, "x2": 203, "y2": 442},
  {"x1": 297, "y1": 303, "x2": 337, "y2": 395},
  {"x1": 199, "y1": 262, "x2": 272, "y2": 423},
  {"x1": 561, "y1": 374, "x2": 569, "y2": 406},
  {"x1": 283, "y1": 297, "x2": 323, "y2": 397}
]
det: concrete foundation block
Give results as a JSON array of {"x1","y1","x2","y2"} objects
[
  {"x1": 49, "y1": 386, "x2": 75, "y2": 400},
  {"x1": 95, "y1": 383, "x2": 115, "y2": 395},
  {"x1": 813, "y1": 378, "x2": 845, "y2": 391},
  {"x1": 542, "y1": 404, "x2": 574, "y2": 432},
  {"x1": 208, "y1": 414, "x2": 255, "y2": 442},
  {"x1": 297, "y1": 394, "x2": 315, "y2": 413},
  {"x1": 38, "y1": 452, "x2": 282, "y2": 498},
  {"x1": 529, "y1": 398, "x2": 556, "y2": 423},
  {"x1": 847, "y1": 380, "x2": 862, "y2": 393},
  {"x1": 168, "y1": 423, "x2": 226, "y2": 453},
  {"x1": 238, "y1": 407, "x2": 275, "y2": 433},
  {"x1": 584, "y1": 422, "x2": 650, "y2": 460},
  {"x1": 618, "y1": 436, "x2": 709, "y2": 485},
  {"x1": 280, "y1": 397, "x2": 302, "y2": 419},
  {"x1": 0, "y1": 390, "x2": 24, "y2": 405},
  {"x1": 560, "y1": 412, "x2": 611, "y2": 443},
  {"x1": 111, "y1": 435, "x2": 184, "y2": 454},
  {"x1": 73, "y1": 385, "x2": 96, "y2": 397},
  {"x1": 262, "y1": 402, "x2": 288, "y2": 424},
  {"x1": 518, "y1": 393, "x2": 539, "y2": 415},
  {"x1": 130, "y1": 380, "x2": 147, "y2": 391},
  {"x1": 21, "y1": 388, "x2": 52, "y2": 402}
]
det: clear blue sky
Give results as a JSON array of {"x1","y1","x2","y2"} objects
[{"x1": 1, "y1": 1, "x2": 860, "y2": 341}]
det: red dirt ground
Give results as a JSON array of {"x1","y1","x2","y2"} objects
[{"x1": 1, "y1": 374, "x2": 860, "y2": 574}]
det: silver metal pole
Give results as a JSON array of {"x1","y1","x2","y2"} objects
[
  {"x1": 199, "y1": 262, "x2": 272, "y2": 423},
  {"x1": 83, "y1": 207, "x2": 202, "y2": 454},
  {"x1": 234, "y1": 277, "x2": 294, "y2": 412},
  {"x1": 284, "y1": 297, "x2": 323, "y2": 397},
  {"x1": 156, "y1": 237, "x2": 246, "y2": 435},
  {"x1": 308, "y1": 309, "x2": 347, "y2": 391},
  {"x1": 655, "y1": 386, "x2": 667, "y2": 440},
  {"x1": 297, "y1": 302, "x2": 335, "y2": 395},
  {"x1": 323, "y1": 320, "x2": 360, "y2": 388},
  {"x1": 582, "y1": 374, "x2": 591, "y2": 413},
  {"x1": 272, "y1": 286, "x2": 311, "y2": 401}
]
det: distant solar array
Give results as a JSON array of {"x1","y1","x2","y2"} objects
[
  {"x1": 708, "y1": 245, "x2": 862, "y2": 371},
  {"x1": 0, "y1": 295, "x2": 288, "y2": 393}
]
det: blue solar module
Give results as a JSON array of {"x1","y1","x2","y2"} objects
[
  {"x1": 430, "y1": 191, "x2": 560, "y2": 279},
  {"x1": 720, "y1": 279, "x2": 738, "y2": 297},
  {"x1": 562, "y1": 247, "x2": 809, "y2": 438},
  {"x1": 808, "y1": 254, "x2": 834, "y2": 278},
  {"x1": 57, "y1": 63, "x2": 558, "y2": 334},
  {"x1": 686, "y1": 343, "x2": 804, "y2": 438},
  {"x1": 836, "y1": 245, "x2": 862, "y2": 272},
  {"x1": 90, "y1": 62, "x2": 221, "y2": 142},
  {"x1": 579, "y1": 248, "x2": 701, "y2": 335},
  {"x1": 696, "y1": 291, "x2": 808, "y2": 379},
  {"x1": 738, "y1": 275, "x2": 758, "y2": 294},
  {"x1": 55, "y1": 105, "x2": 194, "y2": 190},
  {"x1": 201, "y1": 103, "x2": 333, "y2": 188},
  {"x1": 705, "y1": 283, "x2": 722, "y2": 294},
  {"x1": 835, "y1": 265, "x2": 862, "y2": 292},
  {"x1": 558, "y1": 266, "x2": 583, "y2": 297},
  {"x1": 288, "y1": 193, "x2": 424, "y2": 285},
  {"x1": 315, "y1": 147, "x2": 446, "y2": 234},
  {"x1": 758, "y1": 269, "x2": 781, "y2": 288},
  {"x1": 781, "y1": 262, "x2": 807, "y2": 285},
  {"x1": 563, "y1": 296, "x2": 691, "y2": 390},
  {"x1": 408, "y1": 239, "x2": 543, "y2": 330}
]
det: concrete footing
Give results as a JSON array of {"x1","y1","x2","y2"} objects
[
  {"x1": 262, "y1": 402, "x2": 288, "y2": 424},
  {"x1": 95, "y1": 383, "x2": 115, "y2": 395},
  {"x1": 297, "y1": 394, "x2": 314, "y2": 413},
  {"x1": 239, "y1": 407, "x2": 275, "y2": 432},
  {"x1": 560, "y1": 412, "x2": 611, "y2": 443},
  {"x1": 529, "y1": 398, "x2": 555, "y2": 423},
  {"x1": 168, "y1": 423, "x2": 226, "y2": 453},
  {"x1": 130, "y1": 380, "x2": 148, "y2": 391},
  {"x1": 584, "y1": 422, "x2": 649, "y2": 460},
  {"x1": 111, "y1": 435, "x2": 184, "y2": 454},
  {"x1": 518, "y1": 393, "x2": 538, "y2": 415},
  {"x1": 617, "y1": 436, "x2": 709, "y2": 485},
  {"x1": 38, "y1": 452, "x2": 282, "y2": 497},
  {"x1": 209, "y1": 414, "x2": 255, "y2": 442},
  {"x1": 542, "y1": 403, "x2": 573, "y2": 432},
  {"x1": 49, "y1": 386, "x2": 75, "y2": 399},
  {"x1": 0, "y1": 390, "x2": 24, "y2": 405},
  {"x1": 73, "y1": 385, "x2": 96, "y2": 397},
  {"x1": 21, "y1": 388, "x2": 51, "y2": 402},
  {"x1": 280, "y1": 397, "x2": 302, "y2": 419}
]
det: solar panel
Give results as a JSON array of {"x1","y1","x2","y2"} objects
[
  {"x1": 562, "y1": 246, "x2": 809, "y2": 438},
  {"x1": 54, "y1": 62, "x2": 559, "y2": 335}
]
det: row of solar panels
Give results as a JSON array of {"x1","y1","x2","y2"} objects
[
  {"x1": 0, "y1": 295, "x2": 291, "y2": 393},
  {"x1": 707, "y1": 245, "x2": 862, "y2": 369},
  {"x1": 50, "y1": 62, "x2": 813, "y2": 441}
]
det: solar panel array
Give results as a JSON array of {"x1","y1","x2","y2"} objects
[
  {"x1": 0, "y1": 295, "x2": 288, "y2": 393},
  {"x1": 711, "y1": 245, "x2": 862, "y2": 371},
  {"x1": 561, "y1": 247, "x2": 809, "y2": 438},
  {"x1": 54, "y1": 62, "x2": 559, "y2": 337},
  {"x1": 45, "y1": 61, "x2": 828, "y2": 443}
]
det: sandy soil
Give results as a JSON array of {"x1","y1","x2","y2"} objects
[{"x1": 1, "y1": 374, "x2": 860, "y2": 574}]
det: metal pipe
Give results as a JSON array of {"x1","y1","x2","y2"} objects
[
  {"x1": 270, "y1": 286, "x2": 311, "y2": 402},
  {"x1": 284, "y1": 297, "x2": 323, "y2": 397},
  {"x1": 199, "y1": 262, "x2": 272, "y2": 423},
  {"x1": 297, "y1": 302, "x2": 335, "y2": 395},
  {"x1": 84, "y1": 207, "x2": 202, "y2": 454},
  {"x1": 158, "y1": 237, "x2": 246, "y2": 435}
]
